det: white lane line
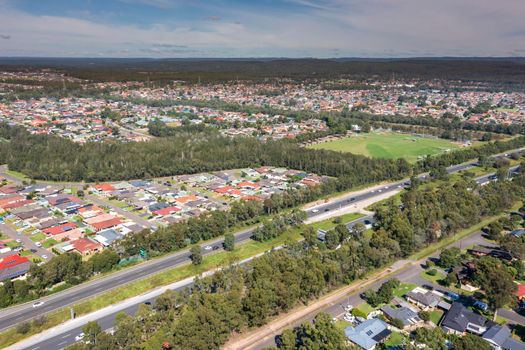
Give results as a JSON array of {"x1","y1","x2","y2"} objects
[{"x1": 61, "y1": 333, "x2": 70, "y2": 339}]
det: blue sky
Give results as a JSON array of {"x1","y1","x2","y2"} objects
[{"x1": 0, "y1": 0, "x2": 524, "y2": 57}]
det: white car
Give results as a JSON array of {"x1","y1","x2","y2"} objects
[
  {"x1": 32, "y1": 301, "x2": 44, "y2": 308},
  {"x1": 312, "y1": 209, "x2": 319, "y2": 213},
  {"x1": 35, "y1": 242, "x2": 42, "y2": 247},
  {"x1": 204, "y1": 245, "x2": 212, "y2": 251},
  {"x1": 75, "y1": 333, "x2": 85, "y2": 342},
  {"x1": 41, "y1": 255, "x2": 48, "y2": 259}
]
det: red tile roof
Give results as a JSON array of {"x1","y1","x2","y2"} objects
[
  {"x1": 153, "y1": 206, "x2": 181, "y2": 216},
  {"x1": 2, "y1": 199, "x2": 33, "y2": 210},
  {"x1": 43, "y1": 222, "x2": 77, "y2": 235},
  {"x1": 95, "y1": 184, "x2": 115, "y2": 192},
  {"x1": 0, "y1": 254, "x2": 30, "y2": 270},
  {"x1": 72, "y1": 238, "x2": 102, "y2": 254},
  {"x1": 91, "y1": 218, "x2": 122, "y2": 231}
]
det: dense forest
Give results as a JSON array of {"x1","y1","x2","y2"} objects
[
  {"x1": 0, "y1": 122, "x2": 411, "y2": 182},
  {"x1": 1, "y1": 121, "x2": 524, "y2": 186},
  {"x1": 61, "y1": 172, "x2": 525, "y2": 350},
  {"x1": 2, "y1": 58, "x2": 525, "y2": 84}
]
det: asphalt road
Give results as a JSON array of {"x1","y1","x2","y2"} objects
[
  {"x1": 0, "y1": 223, "x2": 52, "y2": 260},
  {"x1": 0, "y1": 227, "x2": 254, "y2": 332}
]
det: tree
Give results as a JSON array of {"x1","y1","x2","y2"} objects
[
  {"x1": 190, "y1": 246, "x2": 202, "y2": 265},
  {"x1": 475, "y1": 257, "x2": 517, "y2": 320},
  {"x1": 486, "y1": 221, "x2": 503, "y2": 240},
  {"x1": 453, "y1": 334, "x2": 492, "y2": 350},
  {"x1": 496, "y1": 166, "x2": 509, "y2": 181},
  {"x1": 223, "y1": 233, "x2": 235, "y2": 252},
  {"x1": 444, "y1": 271, "x2": 459, "y2": 287},
  {"x1": 438, "y1": 247, "x2": 462, "y2": 268},
  {"x1": 16, "y1": 322, "x2": 30, "y2": 334},
  {"x1": 413, "y1": 327, "x2": 448, "y2": 350},
  {"x1": 419, "y1": 311, "x2": 431, "y2": 322},
  {"x1": 351, "y1": 222, "x2": 366, "y2": 237},
  {"x1": 82, "y1": 321, "x2": 101, "y2": 345}
]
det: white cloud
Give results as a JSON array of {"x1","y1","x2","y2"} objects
[{"x1": 0, "y1": 0, "x2": 523, "y2": 57}]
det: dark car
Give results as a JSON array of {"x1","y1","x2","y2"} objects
[{"x1": 212, "y1": 246, "x2": 219, "y2": 250}]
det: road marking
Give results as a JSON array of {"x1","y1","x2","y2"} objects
[
  {"x1": 58, "y1": 341, "x2": 67, "y2": 346},
  {"x1": 61, "y1": 333, "x2": 71, "y2": 338},
  {"x1": 30, "y1": 347, "x2": 40, "y2": 350}
]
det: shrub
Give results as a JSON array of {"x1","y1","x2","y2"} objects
[
  {"x1": 16, "y1": 322, "x2": 30, "y2": 334},
  {"x1": 427, "y1": 269, "x2": 437, "y2": 276}
]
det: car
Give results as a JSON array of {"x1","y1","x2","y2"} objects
[
  {"x1": 212, "y1": 246, "x2": 219, "y2": 250},
  {"x1": 35, "y1": 242, "x2": 42, "y2": 247},
  {"x1": 30, "y1": 249, "x2": 37, "y2": 253},
  {"x1": 204, "y1": 245, "x2": 212, "y2": 251},
  {"x1": 344, "y1": 304, "x2": 353, "y2": 311},
  {"x1": 422, "y1": 284, "x2": 434, "y2": 291},
  {"x1": 384, "y1": 186, "x2": 389, "y2": 189},
  {"x1": 15, "y1": 239, "x2": 21, "y2": 243},
  {"x1": 324, "y1": 208, "x2": 330, "y2": 212},
  {"x1": 378, "y1": 189, "x2": 382, "y2": 192},
  {"x1": 144, "y1": 301, "x2": 152, "y2": 306},
  {"x1": 312, "y1": 209, "x2": 319, "y2": 213},
  {"x1": 32, "y1": 301, "x2": 44, "y2": 308},
  {"x1": 75, "y1": 333, "x2": 85, "y2": 342},
  {"x1": 41, "y1": 255, "x2": 48, "y2": 259}
]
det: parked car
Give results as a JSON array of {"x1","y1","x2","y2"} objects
[{"x1": 75, "y1": 333, "x2": 85, "y2": 342}]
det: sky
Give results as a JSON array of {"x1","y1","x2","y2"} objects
[{"x1": 0, "y1": 0, "x2": 524, "y2": 58}]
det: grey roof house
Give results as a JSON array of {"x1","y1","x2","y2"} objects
[
  {"x1": 344, "y1": 319, "x2": 391, "y2": 350},
  {"x1": 483, "y1": 325, "x2": 525, "y2": 350},
  {"x1": 441, "y1": 302, "x2": 488, "y2": 335},
  {"x1": 406, "y1": 290, "x2": 440, "y2": 310},
  {"x1": 381, "y1": 305, "x2": 422, "y2": 328}
]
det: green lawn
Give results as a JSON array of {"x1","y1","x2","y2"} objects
[
  {"x1": 419, "y1": 270, "x2": 446, "y2": 285},
  {"x1": 334, "y1": 319, "x2": 352, "y2": 332},
  {"x1": 355, "y1": 302, "x2": 375, "y2": 316},
  {"x1": 385, "y1": 332, "x2": 406, "y2": 347},
  {"x1": 42, "y1": 239, "x2": 58, "y2": 248},
  {"x1": 29, "y1": 232, "x2": 46, "y2": 242},
  {"x1": 312, "y1": 212, "x2": 364, "y2": 231},
  {"x1": 393, "y1": 282, "x2": 417, "y2": 298},
  {"x1": 429, "y1": 309, "x2": 444, "y2": 325},
  {"x1": 308, "y1": 132, "x2": 459, "y2": 162}
]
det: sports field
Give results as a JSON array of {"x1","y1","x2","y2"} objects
[{"x1": 308, "y1": 132, "x2": 460, "y2": 162}]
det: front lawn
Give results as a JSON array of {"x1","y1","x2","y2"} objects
[
  {"x1": 42, "y1": 239, "x2": 58, "y2": 248},
  {"x1": 29, "y1": 232, "x2": 46, "y2": 242},
  {"x1": 393, "y1": 282, "x2": 417, "y2": 298}
]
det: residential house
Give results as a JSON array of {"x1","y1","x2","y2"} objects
[
  {"x1": 344, "y1": 319, "x2": 391, "y2": 350},
  {"x1": 0, "y1": 254, "x2": 31, "y2": 280},
  {"x1": 381, "y1": 305, "x2": 422, "y2": 328},
  {"x1": 441, "y1": 302, "x2": 488, "y2": 335},
  {"x1": 406, "y1": 289, "x2": 441, "y2": 310},
  {"x1": 482, "y1": 325, "x2": 525, "y2": 350},
  {"x1": 70, "y1": 238, "x2": 103, "y2": 256}
]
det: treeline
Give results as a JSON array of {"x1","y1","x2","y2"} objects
[
  {"x1": 3, "y1": 58, "x2": 525, "y2": 84},
  {"x1": 375, "y1": 175, "x2": 523, "y2": 255},
  {"x1": 415, "y1": 136, "x2": 525, "y2": 173},
  {"x1": 0, "y1": 122, "x2": 411, "y2": 183},
  {"x1": 64, "y1": 173, "x2": 525, "y2": 350},
  {"x1": 344, "y1": 111, "x2": 525, "y2": 135},
  {"x1": 0, "y1": 249, "x2": 119, "y2": 307}
]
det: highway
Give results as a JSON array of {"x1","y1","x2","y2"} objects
[{"x1": 1, "y1": 148, "x2": 522, "y2": 349}]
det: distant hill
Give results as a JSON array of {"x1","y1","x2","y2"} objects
[{"x1": 1, "y1": 57, "x2": 524, "y2": 83}]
